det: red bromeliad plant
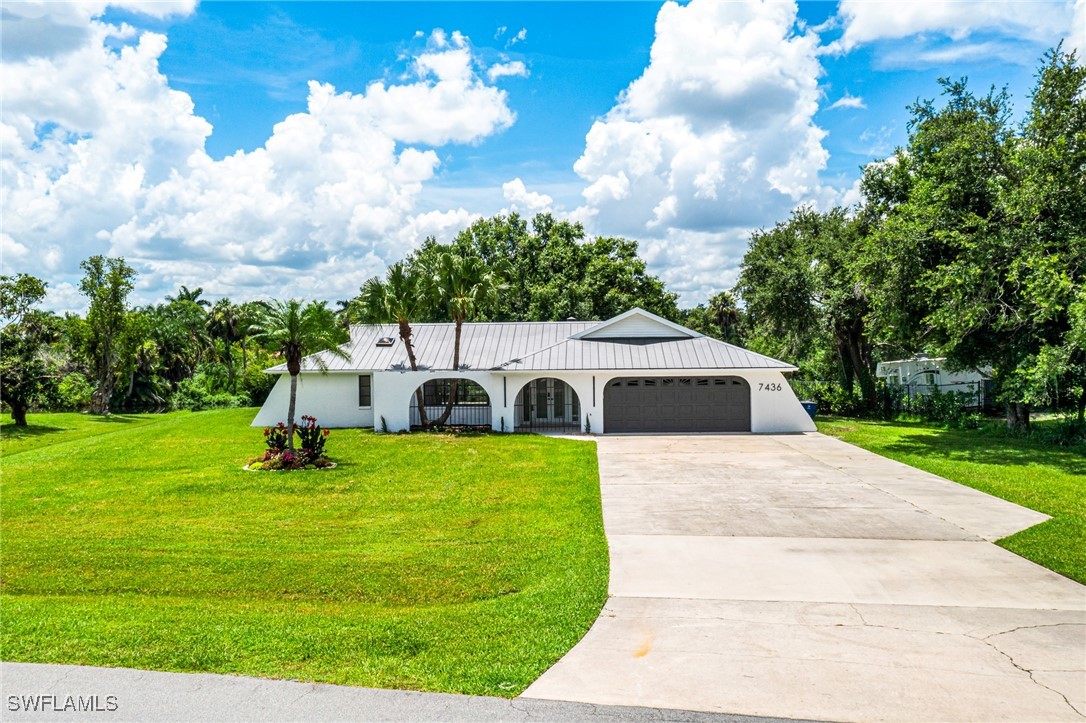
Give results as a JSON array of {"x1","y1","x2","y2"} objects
[
  {"x1": 296, "y1": 415, "x2": 329, "y2": 462},
  {"x1": 264, "y1": 422, "x2": 291, "y2": 453},
  {"x1": 254, "y1": 416, "x2": 334, "y2": 471}
]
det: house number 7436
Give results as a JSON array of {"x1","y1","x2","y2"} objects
[{"x1": 758, "y1": 382, "x2": 782, "y2": 392}]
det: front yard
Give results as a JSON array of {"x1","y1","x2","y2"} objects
[
  {"x1": 0, "y1": 409, "x2": 608, "y2": 696},
  {"x1": 818, "y1": 417, "x2": 1086, "y2": 584}
]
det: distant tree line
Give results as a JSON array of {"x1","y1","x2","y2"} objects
[{"x1": 1, "y1": 263, "x2": 283, "y2": 425}]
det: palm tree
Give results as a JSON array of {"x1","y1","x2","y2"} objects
[
  {"x1": 356, "y1": 262, "x2": 434, "y2": 426},
  {"x1": 165, "y1": 285, "x2": 210, "y2": 308},
  {"x1": 249, "y1": 299, "x2": 350, "y2": 450},
  {"x1": 708, "y1": 291, "x2": 742, "y2": 344},
  {"x1": 235, "y1": 301, "x2": 264, "y2": 374},
  {"x1": 208, "y1": 298, "x2": 240, "y2": 392},
  {"x1": 431, "y1": 252, "x2": 505, "y2": 426}
]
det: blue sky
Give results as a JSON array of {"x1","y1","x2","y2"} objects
[
  {"x1": 3, "y1": 0, "x2": 1082, "y2": 311},
  {"x1": 131, "y1": 2, "x2": 1046, "y2": 206}
]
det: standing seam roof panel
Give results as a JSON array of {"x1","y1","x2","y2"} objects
[{"x1": 271, "y1": 321, "x2": 794, "y2": 373}]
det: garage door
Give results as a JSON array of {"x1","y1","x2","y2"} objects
[{"x1": 604, "y1": 376, "x2": 750, "y2": 433}]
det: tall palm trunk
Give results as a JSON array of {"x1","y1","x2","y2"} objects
[
  {"x1": 286, "y1": 348, "x2": 301, "y2": 451},
  {"x1": 398, "y1": 319, "x2": 429, "y2": 427},
  {"x1": 287, "y1": 373, "x2": 298, "y2": 451},
  {"x1": 433, "y1": 318, "x2": 463, "y2": 426}
]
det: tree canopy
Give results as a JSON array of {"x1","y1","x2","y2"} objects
[
  {"x1": 858, "y1": 46, "x2": 1085, "y2": 426},
  {"x1": 403, "y1": 213, "x2": 679, "y2": 322}
]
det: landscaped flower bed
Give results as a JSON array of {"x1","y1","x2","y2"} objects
[{"x1": 248, "y1": 415, "x2": 335, "y2": 470}]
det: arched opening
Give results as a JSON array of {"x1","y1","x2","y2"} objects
[
  {"x1": 409, "y1": 378, "x2": 492, "y2": 430},
  {"x1": 514, "y1": 377, "x2": 581, "y2": 434}
]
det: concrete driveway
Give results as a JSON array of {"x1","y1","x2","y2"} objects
[{"x1": 521, "y1": 433, "x2": 1086, "y2": 722}]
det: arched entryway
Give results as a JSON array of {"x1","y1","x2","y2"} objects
[
  {"x1": 409, "y1": 378, "x2": 492, "y2": 429},
  {"x1": 514, "y1": 377, "x2": 582, "y2": 433}
]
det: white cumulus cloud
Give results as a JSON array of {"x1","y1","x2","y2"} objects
[
  {"x1": 507, "y1": 27, "x2": 527, "y2": 47},
  {"x1": 571, "y1": 0, "x2": 831, "y2": 302},
  {"x1": 828, "y1": 92, "x2": 866, "y2": 110},
  {"x1": 835, "y1": 0, "x2": 1080, "y2": 52},
  {"x1": 487, "y1": 60, "x2": 529, "y2": 81},
  {"x1": 1, "y1": 10, "x2": 515, "y2": 307},
  {"x1": 502, "y1": 178, "x2": 554, "y2": 215}
]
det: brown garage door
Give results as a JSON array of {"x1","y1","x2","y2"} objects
[{"x1": 604, "y1": 376, "x2": 751, "y2": 433}]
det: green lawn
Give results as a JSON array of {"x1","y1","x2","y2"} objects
[
  {"x1": 817, "y1": 417, "x2": 1086, "y2": 584},
  {"x1": 0, "y1": 409, "x2": 608, "y2": 696}
]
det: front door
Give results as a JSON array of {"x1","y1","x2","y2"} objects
[{"x1": 525, "y1": 379, "x2": 579, "y2": 426}]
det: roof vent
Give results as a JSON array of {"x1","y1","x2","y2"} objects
[{"x1": 375, "y1": 337, "x2": 395, "y2": 347}]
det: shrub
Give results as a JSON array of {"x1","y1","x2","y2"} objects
[
  {"x1": 255, "y1": 417, "x2": 333, "y2": 471},
  {"x1": 898, "y1": 388, "x2": 980, "y2": 428},
  {"x1": 239, "y1": 349, "x2": 279, "y2": 405},
  {"x1": 169, "y1": 373, "x2": 248, "y2": 412},
  {"x1": 56, "y1": 373, "x2": 94, "y2": 411},
  {"x1": 1020, "y1": 417, "x2": 1086, "y2": 447}
]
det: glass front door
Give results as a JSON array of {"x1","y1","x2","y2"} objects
[{"x1": 526, "y1": 379, "x2": 579, "y2": 425}]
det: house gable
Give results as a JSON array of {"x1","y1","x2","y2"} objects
[{"x1": 572, "y1": 307, "x2": 700, "y2": 341}]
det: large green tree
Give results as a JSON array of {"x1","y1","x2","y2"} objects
[
  {"x1": 0, "y1": 274, "x2": 58, "y2": 426},
  {"x1": 736, "y1": 207, "x2": 877, "y2": 407},
  {"x1": 78, "y1": 256, "x2": 136, "y2": 415},
  {"x1": 1004, "y1": 47, "x2": 1086, "y2": 422},
  {"x1": 860, "y1": 48, "x2": 1085, "y2": 428},
  {"x1": 249, "y1": 299, "x2": 349, "y2": 449},
  {"x1": 409, "y1": 213, "x2": 679, "y2": 322}
]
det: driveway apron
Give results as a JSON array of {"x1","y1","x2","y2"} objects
[{"x1": 521, "y1": 433, "x2": 1086, "y2": 722}]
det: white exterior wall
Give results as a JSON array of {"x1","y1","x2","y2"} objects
[
  {"x1": 501, "y1": 369, "x2": 813, "y2": 434},
  {"x1": 252, "y1": 368, "x2": 815, "y2": 434},
  {"x1": 740, "y1": 370, "x2": 817, "y2": 433},
  {"x1": 250, "y1": 373, "x2": 374, "y2": 428},
  {"x1": 371, "y1": 370, "x2": 505, "y2": 433}
]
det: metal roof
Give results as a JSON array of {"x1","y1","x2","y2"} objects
[
  {"x1": 267, "y1": 310, "x2": 795, "y2": 374},
  {"x1": 497, "y1": 336, "x2": 794, "y2": 371},
  {"x1": 268, "y1": 321, "x2": 593, "y2": 373}
]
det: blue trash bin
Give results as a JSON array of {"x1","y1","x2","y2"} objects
[{"x1": 800, "y1": 401, "x2": 818, "y2": 420}]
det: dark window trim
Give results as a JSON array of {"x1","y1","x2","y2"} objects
[
  {"x1": 358, "y1": 374, "x2": 373, "y2": 408},
  {"x1": 421, "y1": 379, "x2": 490, "y2": 407}
]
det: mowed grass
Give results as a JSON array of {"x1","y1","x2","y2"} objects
[
  {"x1": 0, "y1": 409, "x2": 608, "y2": 696},
  {"x1": 817, "y1": 417, "x2": 1086, "y2": 584}
]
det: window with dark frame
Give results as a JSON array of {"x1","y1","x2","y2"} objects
[
  {"x1": 358, "y1": 375, "x2": 372, "y2": 407},
  {"x1": 421, "y1": 379, "x2": 489, "y2": 406}
]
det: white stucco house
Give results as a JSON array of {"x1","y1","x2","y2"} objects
[{"x1": 251, "y1": 308, "x2": 816, "y2": 434}]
